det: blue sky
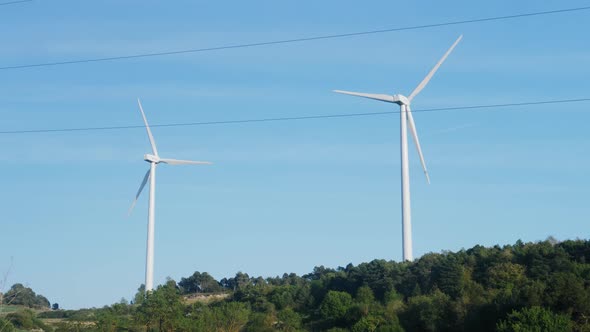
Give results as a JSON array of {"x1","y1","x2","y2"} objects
[{"x1": 0, "y1": 0, "x2": 589, "y2": 309}]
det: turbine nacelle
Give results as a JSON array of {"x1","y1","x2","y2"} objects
[
  {"x1": 392, "y1": 94, "x2": 410, "y2": 106},
  {"x1": 144, "y1": 154, "x2": 160, "y2": 163},
  {"x1": 331, "y1": 90, "x2": 410, "y2": 106}
]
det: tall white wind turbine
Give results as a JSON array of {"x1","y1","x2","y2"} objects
[
  {"x1": 334, "y1": 35, "x2": 462, "y2": 262},
  {"x1": 129, "y1": 99, "x2": 212, "y2": 292}
]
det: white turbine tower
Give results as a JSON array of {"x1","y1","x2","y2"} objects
[
  {"x1": 334, "y1": 35, "x2": 462, "y2": 262},
  {"x1": 129, "y1": 99, "x2": 212, "y2": 292}
]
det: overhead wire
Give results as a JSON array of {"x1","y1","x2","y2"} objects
[
  {"x1": 0, "y1": 7, "x2": 588, "y2": 134},
  {"x1": 0, "y1": 0, "x2": 32, "y2": 7},
  {"x1": 1, "y1": 6, "x2": 590, "y2": 70},
  {"x1": 0, "y1": 97, "x2": 588, "y2": 135}
]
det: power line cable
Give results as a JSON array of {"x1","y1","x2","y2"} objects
[
  {"x1": 0, "y1": 97, "x2": 588, "y2": 135},
  {"x1": 0, "y1": 0, "x2": 32, "y2": 7},
  {"x1": 1, "y1": 6, "x2": 590, "y2": 70}
]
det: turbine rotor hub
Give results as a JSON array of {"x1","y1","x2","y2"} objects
[
  {"x1": 144, "y1": 154, "x2": 160, "y2": 163},
  {"x1": 392, "y1": 94, "x2": 410, "y2": 106}
]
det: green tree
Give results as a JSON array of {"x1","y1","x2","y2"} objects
[
  {"x1": 133, "y1": 284, "x2": 146, "y2": 305},
  {"x1": 497, "y1": 306, "x2": 573, "y2": 332},
  {"x1": 356, "y1": 286, "x2": 375, "y2": 305},
  {"x1": 136, "y1": 280, "x2": 184, "y2": 332},
  {"x1": 269, "y1": 286, "x2": 297, "y2": 310},
  {"x1": 487, "y1": 262, "x2": 526, "y2": 289},
  {"x1": 205, "y1": 302, "x2": 250, "y2": 332},
  {"x1": 355, "y1": 286, "x2": 376, "y2": 318},
  {"x1": 2, "y1": 284, "x2": 50, "y2": 308},
  {"x1": 95, "y1": 309, "x2": 118, "y2": 332},
  {"x1": 244, "y1": 312, "x2": 274, "y2": 332},
  {"x1": 546, "y1": 272, "x2": 590, "y2": 318},
  {"x1": 401, "y1": 290, "x2": 452, "y2": 332},
  {"x1": 351, "y1": 315, "x2": 382, "y2": 332},
  {"x1": 350, "y1": 260, "x2": 400, "y2": 301},
  {"x1": 320, "y1": 291, "x2": 353, "y2": 321},
  {"x1": 432, "y1": 256, "x2": 464, "y2": 299},
  {"x1": 277, "y1": 308, "x2": 302, "y2": 331},
  {"x1": 179, "y1": 271, "x2": 222, "y2": 294}
]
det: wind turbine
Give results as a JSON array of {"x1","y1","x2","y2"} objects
[
  {"x1": 129, "y1": 99, "x2": 212, "y2": 292},
  {"x1": 334, "y1": 35, "x2": 462, "y2": 262}
]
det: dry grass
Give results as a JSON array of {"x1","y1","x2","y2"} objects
[{"x1": 183, "y1": 292, "x2": 230, "y2": 305}]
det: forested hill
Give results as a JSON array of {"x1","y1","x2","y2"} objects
[
  {"x1": 5, "y1": 238, "x2": 590, "y2": 331},
  {"x1": 162, "y1": 238, "x2": 590, "y2": 332}
]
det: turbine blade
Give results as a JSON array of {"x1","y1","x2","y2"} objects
[
  {"x1": 333, "y1": 90, "x2": 396, "y2": 103},
  {"x1": 128, "y1": 169, "x2": 150, "y2": 216},
  {"x1": 408, "y1": 35, "x2": 463, "y2": 102},
  {"x1": 137, "y1": 98, "x2": 159, "y2": 156},
  {"x1": 159, "y1": 158, "x2": 212, "y2": 166},
  {"x1": 406, "y1": 106, "x2": 430, "y2": 184}
]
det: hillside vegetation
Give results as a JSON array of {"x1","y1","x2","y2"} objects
[{"x1": 2, "y1": 238, "x2": 590, "y2": 331}]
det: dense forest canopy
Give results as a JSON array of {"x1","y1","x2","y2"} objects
[{"x1": 2, "y1": 238, "x2": 590, "y2": 331}]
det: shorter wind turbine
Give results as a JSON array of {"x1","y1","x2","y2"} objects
[
  {"x1": 129, "y1": 99, "x2": 212, "y2": 292},
  {"x1": 334, "y1": 35, "x2": 463, "y2": 262}
]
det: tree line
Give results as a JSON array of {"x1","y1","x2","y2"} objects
[{"x1": 4, "y1": 238, "x2": 590, "y2": 331}]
